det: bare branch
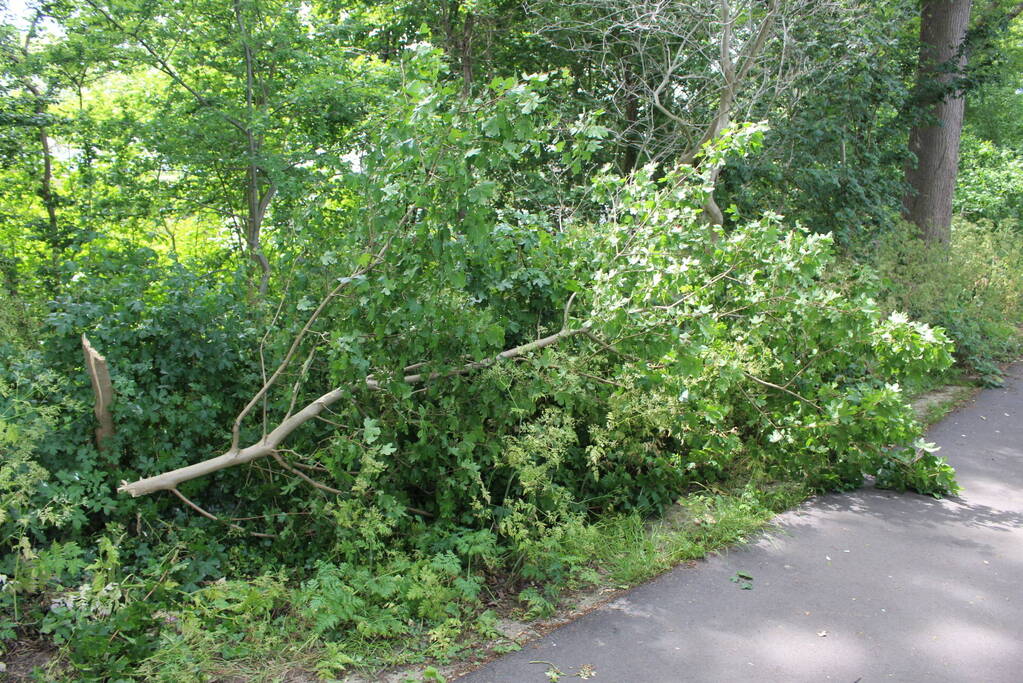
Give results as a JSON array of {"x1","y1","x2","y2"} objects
[
  {"x1": 532, "y1": 0, "x2": 855, "y2": 166},
  {"x1": 170, "y1": 488, "x2": 276, "y2": 538}
]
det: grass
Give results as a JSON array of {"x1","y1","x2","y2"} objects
[{"x1": 577, "y1": 482, "x2": 807, "y2": 587}]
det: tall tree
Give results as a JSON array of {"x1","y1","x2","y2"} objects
[
  {"x1": 903, "y1": 0, "x2": 973, "y2": 244},
  {"x1": 0, "y1": 6, "x2": 109, "y2": 291},
  {"x1": 78, "y1": 0, "x2": 346, "y2": 295}
]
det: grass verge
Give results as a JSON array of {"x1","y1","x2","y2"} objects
[{"x1": 357, "y1": 480, "x2": 809, "y2": 683}]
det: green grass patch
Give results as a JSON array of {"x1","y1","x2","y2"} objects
[{"x1": 571, "y1": 482, "x2": 807, "y2": 588}]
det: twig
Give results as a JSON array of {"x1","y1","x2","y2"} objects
[
  {"x1": 285, "y1": 345, "x2": 318, "y2": 419},
  {"x1": 169, "y1": 488, "x2": 276, "y2": 538},
  {"x1": 231, "y1": 228, "x2": 402, "y2": 451},
  {"x1": 743, "y1": 372, "x2": 821, "y2": 411},
  {"x1": 271, "y1": 450, "x2": 347, "y2": 495},
  {"x1": 271, "y1": 451, "x2": 434, "y2": 518},
  {"x1": 575, "y1": 370, "x2": 629, "y2": 389},
  {"x1": 582, "y1": 330, "x2": 643, "y2": 363},
  {"x1": 563, "y1": 291, "x2": 578, "y2": 329}
]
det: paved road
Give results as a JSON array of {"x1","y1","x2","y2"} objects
[{"x1": 460, "y1": 365, "x2": 1023, "y2": 682}]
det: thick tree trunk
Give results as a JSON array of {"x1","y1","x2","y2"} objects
[
  {"x1": 903, "y1": 0, "x2": 973, "y2": 245},
  {"x1": 236, "y1": 0, "x2": 274, "y2": 296}
]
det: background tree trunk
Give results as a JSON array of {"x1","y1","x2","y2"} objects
[{"x1": 903, "y1": 0, "x2": 973, "y2": 245}]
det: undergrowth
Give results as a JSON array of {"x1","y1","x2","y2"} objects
[
  {"x1": 870, "y1": 220, "x2": 1023, "y2": 386},
  {"x1": 4, "y1": 479, "x2": 807, "y2": 682}
]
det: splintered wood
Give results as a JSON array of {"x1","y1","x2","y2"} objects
[{"x1": 82, "y1": 333, "x2": 115, "y2": 449}]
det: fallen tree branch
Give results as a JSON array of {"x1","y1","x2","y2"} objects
[{"x1": 119, "y1": 322, "x2": 592, "y2": 498}]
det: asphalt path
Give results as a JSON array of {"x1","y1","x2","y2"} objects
[{"x1": 459, "y1": 364, "x2": 1023, "y2": 682}]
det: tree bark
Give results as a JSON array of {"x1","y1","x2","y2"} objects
[
  {"x1": 442, "y1": 1, "x2": 475, "y2": 96},
  {"x1": 236, "y1": 0, "x2": 274, "y2": 295},
  {"x1": 903, "y1": 0, "x2": 973, "y2": 245},
  {"x1": 680, "y1": 0, "x2": 778, "y2": 226},
  {"x1": 17, "y1": 17, "x2": 62, "y2": 279}
]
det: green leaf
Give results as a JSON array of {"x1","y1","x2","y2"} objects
[
  {"x1": 468, "y1": 181, "x2": 497, "y2": 204},
  {"x1": 363, "y1": 418, "x2": 381, "y2": 445},
  {"x1": 483, "y1": 323, "x2": 504, "y2": 348}
]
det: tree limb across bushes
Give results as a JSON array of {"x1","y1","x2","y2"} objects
[{"x1": 117, "y1": 322, "x2": 592, "y2": 498}]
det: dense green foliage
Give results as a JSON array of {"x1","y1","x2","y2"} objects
[
  {"x1": 1, "y1": 0, "x2": 1022, "y2": 679},
  {"x1": 875, "y1": 221, "x2": 1023, "y2": 383}
]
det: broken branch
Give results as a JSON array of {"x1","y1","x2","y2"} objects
[
  {"x1": 119, "y1": 322, "x2": 592, "y2": 498},
  {"x1": 82, "y1": 334, "x2": 115, "y2": 450}
]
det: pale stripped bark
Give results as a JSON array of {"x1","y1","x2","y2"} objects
[{"x1": 82, "y1": 334, "x2": 115, "y2": 449}]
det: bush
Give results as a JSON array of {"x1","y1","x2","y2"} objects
[
  {"x1": 0, "y1": 244, "x2": 266, "y2": 670},
  {"x1": 871, "y1": 221, "x2": 1023, "y2": 381}
]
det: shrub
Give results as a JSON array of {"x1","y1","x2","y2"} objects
[{"x1": 871, "y1": 220, "x2": 1023, "y2": 381}]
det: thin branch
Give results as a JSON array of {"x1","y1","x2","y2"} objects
[
  {"x1": 271, "y1": 451, "x2": 434, "y2": 518},
  {"x1": 582, "y1": 330, "x2": 644, "y2": 363},
  {"x1": 285, "y1": 346, "x2": 318, "y2": 419},
  {"x1": 170, "y1": 488, "x2": 276, "y2": 538},
  {"x1": 574, "y1": 370, "x2": 629, "y2": 389},
  {"x1": 231, "y1": 226, "x2": 403, "y2": 451},
  {"x1": 82, "y1": 0, "x2": 250, "y2": 137},
  {"x1": 271, "y1": 450, "x2": 346, "y2": 495},
  {"x1": 744, "y1": 372, "x2": 821, "y2": 411},
  {"x1": 398, "y1": 322, "x2": 592, "y2": 385}
]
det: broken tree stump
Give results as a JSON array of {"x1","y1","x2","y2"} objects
[{"x1": 82, "y1": 334, "x2": 115, "y2": 449}]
